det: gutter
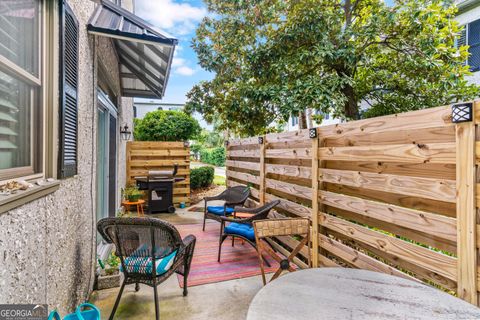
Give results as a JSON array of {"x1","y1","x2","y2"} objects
[{"x1": 457, "y1": 0, "x2": 480, "y2": 14}]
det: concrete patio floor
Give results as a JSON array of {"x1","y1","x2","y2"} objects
[
  {"x1": 91, "y1": 273, "x2": 263, "y2": 320},
  {"x1": 91, "y1": 204, "x2": 265, "y2": 320}
]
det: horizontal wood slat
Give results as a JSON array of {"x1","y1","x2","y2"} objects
[
  {"x1": 319, "y1": 168, "x2": 456, "y2": 203},
  {"x1": 265, "y1": 129, "x2": 310, "y2": 143},
  {"x1": 228, "y1": 149, "x2": 260, "y2": 158},
  {"x1": 319, "y1": 143, "x2": 456, "y2": 164},
  {"x1": 318, "y1": 105, "x2": 452, "y2": 138},
  {"x1": 325, "y1": 161, "x2": 455, "y2": 180},
  {"x1": 266, "y1": 148, "x2": 312, "y2": 159},
  {"x1": 265, "y1": 193, "x2": 311, "y2": 218},
  {"x1": 319, "y1": 234, "x2": 418, "y2": 282},
  {"x1": 265, "y1": 178, "x2": 312, "y2": 200},
  {"x1": 319, "y1": 212, "x2": 457, "y2": 281},
  {"x1": 228, "y1": 170, "x2": 260, "y2": 185},
  {"x1": 228, "y1": 137, "x2": 259, "y2": 147},
  {"x1": 265, "y1": 163, "x2": 312, "y2": 179},
  {"x1": 225, "y1": 160, "x2": 260, "y2": 171},
  {"x1": 319, "y1": 190, "x2": 456, "y2": 242},
  {"x1": 323, "y1": 125, "x2": 455, "y2": 147}
]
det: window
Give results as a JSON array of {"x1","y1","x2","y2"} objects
[
  {"x1": 315, "y1": 109, "x2": 330, "y2": 120},
  {"x1": 458, "y1": 19, "x2": 480, "y2": 72},
  {"x1": 291, "y1": 116, "x2": 299, "y2": 126},
  {"x1": 0, "y1": 0, "x2": 42, "y2": 180}
]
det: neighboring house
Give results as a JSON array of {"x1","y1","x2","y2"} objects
[
  {"x1": 456, "y1": 0, "x2": 480, "y2": 84},
  {"x1": 284, "y1": 1, "x2": 480, "y2": 132},
  {"x1": 133, "y1": 100, "x2": 184, "y2": 119},
  {"x1": 0, "y1": 0, "x2": 175, "y2": 313},
  {"x1": 286, "y1": 110, "x2": 340, "y2": 131}
]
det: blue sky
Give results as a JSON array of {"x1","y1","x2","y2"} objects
[{"x1": 135, "y1": 0, "x2": 212, "y2": 105}]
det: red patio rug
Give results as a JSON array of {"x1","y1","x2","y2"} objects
[{"x1": 176, "y1": 222, "x2": 279, "y2": 287}]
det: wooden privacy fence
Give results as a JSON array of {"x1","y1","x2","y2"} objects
[
  {"x1": 226, "y1": 101, "x2": 480, "y2": 305},
  {"x1": 126, "y1": 141, "x2": 190, "y2": 205}
]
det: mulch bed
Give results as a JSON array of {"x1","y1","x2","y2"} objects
[{"x1": 190, "y1": 184, "x2": 226, "y2": 205}]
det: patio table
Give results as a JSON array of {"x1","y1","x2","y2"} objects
[{"x1": 247, "y1": 268, "x2": 480, "y2": 320}]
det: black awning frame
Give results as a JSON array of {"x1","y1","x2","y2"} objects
[{"x1": 87, "y1": 0, "x2": 177, "y2": 99}]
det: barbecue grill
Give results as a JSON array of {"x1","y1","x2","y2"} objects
[{"x1": 135, "y1": 164, "x2": 184, "y2": 214}]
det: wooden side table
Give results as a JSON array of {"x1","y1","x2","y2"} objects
[{"x1": 122, "y1": 199, "x2": 145, "y2": 216}]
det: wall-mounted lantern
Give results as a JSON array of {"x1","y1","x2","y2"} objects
[
  {"x1": 309, "y1": 128, "x2": 318, "y2": 138},
  {"x1": 120, "y1": 124, "x2": 132, "y2": 141},
  {"x1": 452, "y1": 102, "x2": 473, "y2": 123}
]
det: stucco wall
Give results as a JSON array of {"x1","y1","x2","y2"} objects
[{"x1": 0, "y1": 0, "x2": 133, "y2": 313}]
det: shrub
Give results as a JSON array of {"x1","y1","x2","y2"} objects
[
  {"x1": 134, "y1": 110, "x2": 201, "y2": 141},
  {"x1": 190, "y1": 166, "x2": 214, "y2": 189},
  {"x1": 200, "y1": 147, "x2": 225, "y2": 166}
]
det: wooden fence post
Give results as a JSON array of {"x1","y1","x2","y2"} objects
[
  {"x1": 259, "y1": 136, "x2": 266, "y2": 205},
  {"x1": 310, "y1": 128, "x2": 319, "y2": 267},
  {"x1": 454, "y1": 102, "x2": 477, "y2": 304}
]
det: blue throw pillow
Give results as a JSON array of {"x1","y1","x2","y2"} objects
[{"x1": 121, "y1": 245, "x2": 177, "y2": 275}]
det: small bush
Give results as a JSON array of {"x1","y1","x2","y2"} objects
[
  {"x1": 200, "y1": 147, "x2": 225, "y2": 166},
  {"x1": 190, "y1": 166, "x2": 214, "y2": 189}
]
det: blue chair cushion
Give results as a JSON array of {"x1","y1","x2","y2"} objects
[
  {"x1": 224, "y1": 222, "x2": 255, "y2": 241},
  {"x1": 207, "y1": 206, "x2": 235, "y2": 216},
  {"x1": 120, "y1": 244, "x2": 177, "y2": 275}
]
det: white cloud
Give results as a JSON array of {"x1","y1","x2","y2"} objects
[
  {"x1": 175, "y1": 66, "x2": 196, "y2": 76},
  {"x1": 135, "y1": 0, "x2": 207, "y2": 36},
  {"x1": 172, "y1": 57, "x2": 186, "y2": 68}
]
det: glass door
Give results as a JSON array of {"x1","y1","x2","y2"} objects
[
  {"x1": 96, "y1": 90, "x2": 118, "y2": 235},
  {"x1": 96, "y1": 107, "x2": 108, "y2": 227}
]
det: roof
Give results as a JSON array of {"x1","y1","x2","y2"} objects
[
  {"x1": 456, "y1": 0, "x2": 480, "y2": 14},
  {"x1": 87, "y1": 0, "x2": 177, "y2": 98}
]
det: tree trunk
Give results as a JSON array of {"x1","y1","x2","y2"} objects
[
  {"x1": 299, "y1": 110, "x2": 307, "y2": 129},
  {"x1": 342, "y1": 84, "x2": 359, "y2": 119},
  {"x1": 307, "y1": 108, "x2": 313, "y2": 128}
]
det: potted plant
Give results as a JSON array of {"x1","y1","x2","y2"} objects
[
  {"x1": 122, "y1": 184, "x2": 143, "y2": 202},
  {"x1": 95, "y1": 252, "x2": 122, "y2": 290}
]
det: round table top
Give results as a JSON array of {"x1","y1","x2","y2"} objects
[
  {"x1": 247, "y1": 268, "x2": 480, "y2": 320},
  {"x1": 122, "y1": 199, "x2": 145, "y2": 205}
]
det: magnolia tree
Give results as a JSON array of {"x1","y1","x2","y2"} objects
[
  {"x1": 186, "y1": 0, "x2": 478, "y2": 136},
  {"x1": 134, "y1": 110, "x2": 201, "y2": 141}
]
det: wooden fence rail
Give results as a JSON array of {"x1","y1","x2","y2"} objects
[
  {"x1": 126, "y1": 141, "x2": 190, "y2": 205},
  {"x1": 226, "y1": 101, "x2": 480, "y2": 305}
]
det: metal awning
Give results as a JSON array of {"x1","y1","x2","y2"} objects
[{"x1": 87, "y1": 0, "x2": 177, "y2": 98}]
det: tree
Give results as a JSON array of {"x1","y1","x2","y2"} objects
[
  {"x1": 134, "y1": 110, "x2": 201, "y2": 141},
  {"x1": 186, "y1": 0, "x2": 478, "y2": 136}
]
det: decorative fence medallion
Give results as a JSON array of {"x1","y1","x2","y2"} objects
[{"x1": 309, "y1": 128, "x2": 317, "y2": 138}]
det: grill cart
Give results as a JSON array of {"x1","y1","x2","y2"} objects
[{"x1": 135, "y1": 164, "x2": 185, "y2": 214}]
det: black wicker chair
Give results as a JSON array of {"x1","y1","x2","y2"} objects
[
  {"x1": 203, "y1": 185, "x2": 250, "y2": 231},
  {"x1": 97, "y1": 217, "x2": 196, "y2": 320},
  {"x1": 217, "y1": 200, "x2": 280, "y2": 266}
]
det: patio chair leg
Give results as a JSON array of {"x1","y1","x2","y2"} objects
[
  {"x1": 218, "y1": 236, "x2": 226, "y2": 262},
  {"x1": 232, "y1": 236, "x2": 235, "y2": 247},
  {"x1": 153, "y1": 285, "x2": 160, "y2": 320},
  {"x1": 202, "y1": 214, "x2": 206, "y2": 231},
  {"x1": 109, "y1": 279, "x2": 126, "y2": 320},
  {"x1": 183, "y1": 275, "x2": 188, "y2": 297}
]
